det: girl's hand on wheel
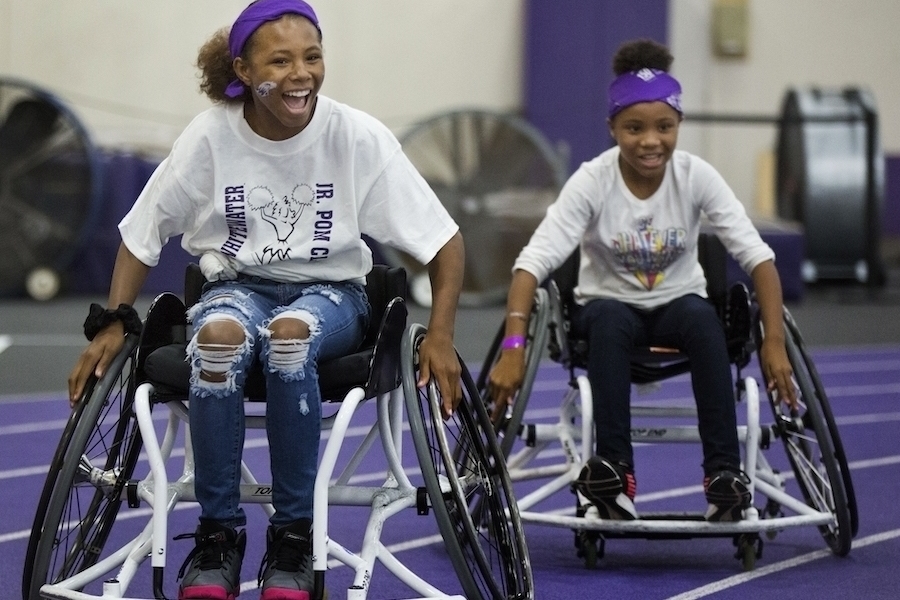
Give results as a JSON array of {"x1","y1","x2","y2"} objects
[
  {"x1": 68, "y1": 323, "x2": 126, "y2": 408},
  {"x1": 487, "y1": 350, "x2": 526, "y2": 425},
  {"x1": 760, "y1": 337, "x2": 796, "y2": 408},
  {"x1": 417, "y1": 331, "x2": 462, "y2": 419}
]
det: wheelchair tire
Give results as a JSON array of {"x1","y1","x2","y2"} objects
[
  {"x1": 22, "y1": 335, "x2": 143, "y2": 600},
  {"x1": 757, "y1": 310, "x2": 853, "y2": 556},
  {"x1": 782, "y1": 308, "x2": 859, "y2": 538},
  {"x1": 402, "y1": 324, "x2": 534, "y2": 600}
]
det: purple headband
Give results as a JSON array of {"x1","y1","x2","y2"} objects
[
  {"x1": 224, "y1": 0, "x2": 321, "y2": 98},
  {"x1": 607, "y1": 68, "x2": 682, "y2": 119}
]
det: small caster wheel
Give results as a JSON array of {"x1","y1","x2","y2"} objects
[
  {"x1": 582, "y1": 542, "x2": 598, "y2": 569},
  {"x1": 734, "y1": 534, "x2": 763, "y2": 571},
  {"x1": 763, "y1": 499, "x2": 783, "y2": 540},
  {"x1": 575, "y1": 531, "x2": 604, "y2": 569}
]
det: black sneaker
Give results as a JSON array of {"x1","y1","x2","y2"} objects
[
  {"x1": 176, "y1": 519, "x2": 246, "y2": 600},
  {"x1": 704, "y1": 468, "x2": 752, "y2": 522},
  {"x1": 258, "y1": 519, "x2": 316, "y2": 600},
  {"x1": 574, "y1": 456, "x2": 637, "y2": 520}
]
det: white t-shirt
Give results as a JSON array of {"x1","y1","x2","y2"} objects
[
  {"x1": 119, "y1": 96, "x2": 458, "y2": 284},
  {"x1": 513, "y1": 147, "x2": 775, "y2": 310}
]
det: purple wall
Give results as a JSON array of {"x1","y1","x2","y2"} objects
[
  {"x1": 66, "y1": 152, "x2": 194, "y2": 297},
  {"x1": 884, "y1": 155, "x2": 900, "y2": 237},
  {"x1": 524, "y1": 0, "x2": 669, "y2": 173}
]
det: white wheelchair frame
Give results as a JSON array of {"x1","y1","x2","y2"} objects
[
  {"x1": 480, "y1": 258, "x2": 856, "y2": 569},
  {"x1": 25, "y1": 268, "x2": 532, "y2": 600}
]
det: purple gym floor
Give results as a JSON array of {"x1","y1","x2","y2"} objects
[{"x1": 3, "y1": 344, "x2": 899, "y2": 599}]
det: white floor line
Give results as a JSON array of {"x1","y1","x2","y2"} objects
[
  {"x1": 0, "y1": 334, "x2": 11, "y2": 355},
  {"x1": 0, "y1": 502, "x2": 199, "y2": 544},
  {"x1": 665, "y1": 527, "x2": 900, "y2": 600},
  {"x1": 0, "y1": 333, "x2": 86, "y2": 347},
  {"x1": 0, "y1": 418, "x2": 71, "y2": 436},
  {"x1": 7, "y1": 455, "x2": 900, "y2": 598},
  {"x1": 238, "y1": 533, "x2": 448, "y2": 593},
  {"x1": 837, "y1": 411, "x2": 900, "y2": 425},
  {"x1": 811, "y1": 358, "x2": 900, "y2": 374}
]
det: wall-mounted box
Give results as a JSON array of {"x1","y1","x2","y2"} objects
[{"x1": 712, "y1": 0, "x2": 749, "y2": 58}]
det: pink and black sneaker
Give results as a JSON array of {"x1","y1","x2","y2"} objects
[
  {"x1": 704, "y1": 468, "x2": 752, "y2": 522},
  {"x1": 575, "y1": 455, "x2": 638, "y2": 520},
  {"x1": 176, "y1": 519, "x2": 246, "y2": 600}
]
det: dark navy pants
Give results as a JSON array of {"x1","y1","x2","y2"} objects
[{"x1": 572, "y1": 294, "x2": 741, "y2": 475}]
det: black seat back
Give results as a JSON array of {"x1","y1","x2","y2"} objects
[
  {"x1": 550, "y1": 233, "x2": 728, "y2": 311},
  {"x1": 547, "y1": 233, "x2": 747, "y2": 381},
  {"x1": 698, "y1": 233, "x2": 728, "y2": 321}
]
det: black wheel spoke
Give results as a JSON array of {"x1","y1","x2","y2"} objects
[
  {"x1": 23, "y1": 336, "x2": 143, "y2": 599},
  {"x1": 403, "y1": 324, "x2": 533, "y2": 600}
]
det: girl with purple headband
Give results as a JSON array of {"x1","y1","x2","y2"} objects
[
  {"x1": 489, "y1": 39, "x2": 795, "y2": 523},
  {"x1": 67, "y1": 1, "x2": 465, "y2": 598}
]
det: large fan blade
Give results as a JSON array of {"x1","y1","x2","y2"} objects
[{"x1": 395, "y1": 110, "x2": 567, "y2": 306}]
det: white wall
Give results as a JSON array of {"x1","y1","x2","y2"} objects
[
  {"x1": 671, "y1": 0, "x2": 900, "y2": 213},
  {"x1": 1, "y1": 0, "x2": 897, "y2": 209},
  {"x1": 0, "y1": 0, "x2": 524, "y2": 155}
]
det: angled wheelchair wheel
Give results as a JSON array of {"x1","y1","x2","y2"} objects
[
  {"x1": 475, "y1": 289, "x2": 550, "y2": 458},
  {"x1": 402, "y1": 323, "x2": 534, "y2": 600},
  {"x1": 782, "y1": 309, "x2": 859, "y2": 538},
  {"x1": 757, "y1": 309, "x2": 854, "y2": 556},
  {"x1": 23, "y1": 335, "x2": 143, "y2": 600}
]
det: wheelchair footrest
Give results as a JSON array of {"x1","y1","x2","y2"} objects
[{"x1": 600, "y1": 512, "x2": 755, "y2": 540}]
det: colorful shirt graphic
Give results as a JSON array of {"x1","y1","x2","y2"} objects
[
  {"x1": 512, "y1": 147, "x2": 775, "y2": 310},
  {"x1": 612, "y1": 217, "x2": 686, "y2": 290}
]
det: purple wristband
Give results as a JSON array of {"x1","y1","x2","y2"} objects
[{"x1": 501, "y1": 335, "x2": 526, "y2": 350}]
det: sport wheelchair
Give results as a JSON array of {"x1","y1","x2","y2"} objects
[
  {"x1": 23, "y1": 265, "x2": 533, "y2": 600},
  {"x1": 476, "y1": 234, "x2": 857, "y2": 570}
]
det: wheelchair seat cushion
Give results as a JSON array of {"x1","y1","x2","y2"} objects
[{"x1": 143, "y1": 342, "x2": 373, "y2": 402}]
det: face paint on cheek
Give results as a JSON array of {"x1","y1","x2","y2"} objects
[{"x1": 256, "y1": 81, "x2": 277, "y2": 97}]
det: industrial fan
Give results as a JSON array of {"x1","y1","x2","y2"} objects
[
  {"x1": 776, "y1": 87, "x2": 885, "y2": 285},
  {"x1": 389, "y1": 109, "x2": 568, "y2": 306},
  {"x1": 0, "y1": 76, "x2": 103, "y2": 299}
]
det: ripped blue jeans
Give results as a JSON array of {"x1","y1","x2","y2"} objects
[{"x1": 186, "y1": 275, "x2": 370, "y2": 528}]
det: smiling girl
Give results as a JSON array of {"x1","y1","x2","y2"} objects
[
  {"x1": 488, "y1": 39, "x2": 795, "y2": 524},
  {"x1": 67, "y1": 1, "x2": 464, "y2": 598}
]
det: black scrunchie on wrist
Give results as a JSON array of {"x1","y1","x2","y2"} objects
[{"x1": 83, "y1": 303, "x2": 143, "y2": 341}]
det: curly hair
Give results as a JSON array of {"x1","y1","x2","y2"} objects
[
  {"x1": 196, "y1": 27, "x2": 245, "y2": 103},
  {"x1": 612, "y1": 38, "x2": 674, "y2": 75}
]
